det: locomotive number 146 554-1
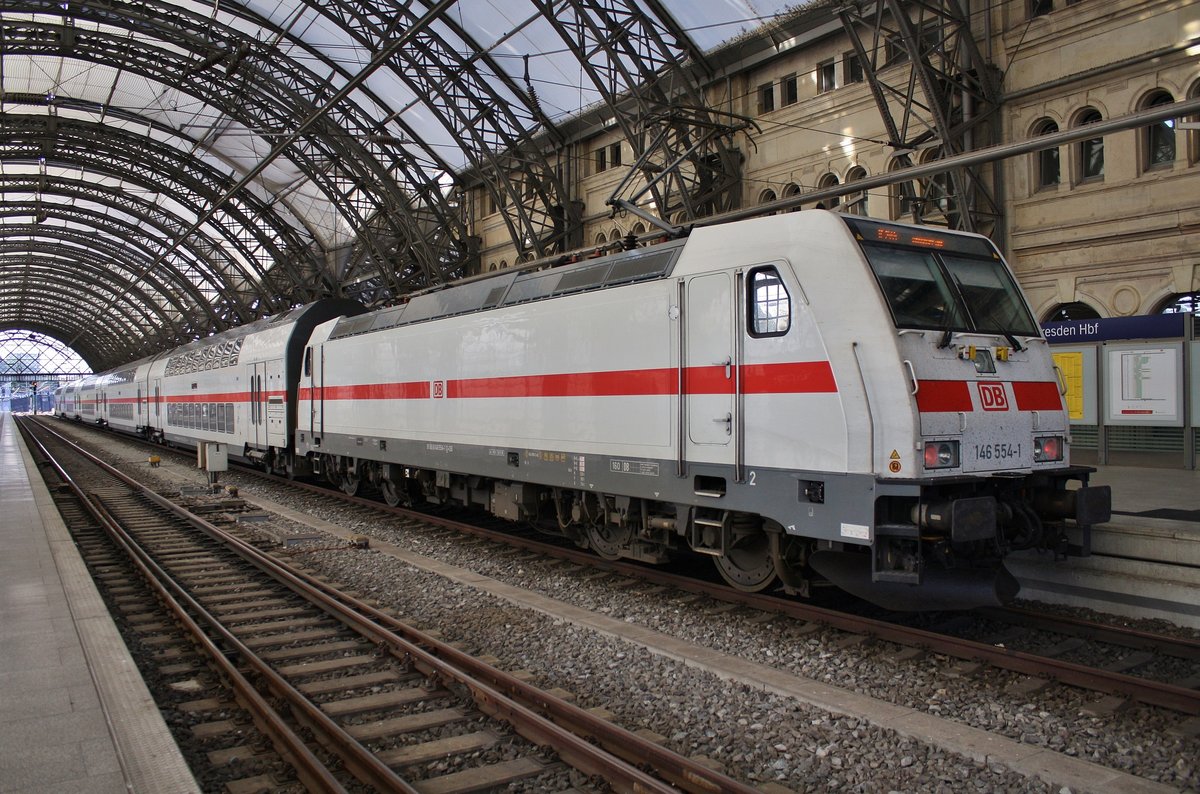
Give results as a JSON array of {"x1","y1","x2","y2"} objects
[{"x1": 972, "y1": 442, "x2": 1022, "y2": 462}]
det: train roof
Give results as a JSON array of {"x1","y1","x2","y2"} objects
[{"x1": 330, "y1": 240, "x2": 687, "y2": 340}]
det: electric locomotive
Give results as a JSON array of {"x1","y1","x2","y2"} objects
[{"x1": 295, "y1": 210, "x2": 1110, "y2": 610}]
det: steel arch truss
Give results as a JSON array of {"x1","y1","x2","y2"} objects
[
  {"x1": 838, "y1": 0, "x2": 1002, "y2": 233},
  {"x1": 0, "y1": 0, "x2": 758, "y2": 370},
  {"x1": 537, "y1": 0, "x2": 750, "y2": 223}
]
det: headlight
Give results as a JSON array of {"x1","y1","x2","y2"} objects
[
  {"x1": 1034, "y1": 435, "x2": 1064, "y2": 462},
  {"x1": 923, "y1": 440, "x2": 960, "y2": 469}
]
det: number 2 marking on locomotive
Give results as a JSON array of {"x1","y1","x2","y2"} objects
[{"x1": 748, "y1": 471, "x2": 757, "y2": 486}]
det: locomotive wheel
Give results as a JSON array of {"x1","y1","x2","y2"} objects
[
  {"x1": 714, "y1": 529, "x2": 777, "y2": 592},
  {"x1": 586, "y1": 523, "x2": 631, "y2": 561},
  {"x1": 341, "y1": 470, "x2": 361, "y2": 497},
  {"x1": 379, "y1": 478, "x2": 403, "y2": 507}
]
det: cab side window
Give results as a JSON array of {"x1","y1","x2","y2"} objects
[{"x1": 748, "y1": 266, "x2": 790, "y2": 337}]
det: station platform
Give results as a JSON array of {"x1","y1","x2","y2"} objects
[
  {"x1": 1009, "y1": 463, "x2": 1200, "y2": 628},
  {"x1": 0, "y1": 413, "x2": 197, "y2": 793}
]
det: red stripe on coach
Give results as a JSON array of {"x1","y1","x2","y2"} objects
[
  {"x1": 1012, "y1": 381, "x2": 1063, "y2": 411},
  {"x1": 449, "y1": 368, "x2": 676, "y2": 398},
  {"x1": 310, "y1": 382, "x2": 431, "y2": 401}
]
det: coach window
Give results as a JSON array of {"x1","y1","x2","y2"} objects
[{"x1": 748, "y1": 267, "x2": 791, "y2": 337}]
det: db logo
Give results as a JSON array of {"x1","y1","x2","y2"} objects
[
  {"x1": 431, "y1": 380, "x2": 445, "y2": 399},
  {"x1": 977, "y1": 382, "x2": 1009, "y2": 411}
]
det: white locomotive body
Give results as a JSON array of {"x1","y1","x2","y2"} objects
[{"x1": 295, "y1": 211, "x2": 1109, "y2": 609}]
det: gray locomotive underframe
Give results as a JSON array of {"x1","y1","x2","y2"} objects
[{"x1": 303, "y1": 427, "x2": 881, "y2": 550}]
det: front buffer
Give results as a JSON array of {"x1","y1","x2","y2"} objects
[{"x1": 809, "y1": 469, "x2": 1111, "y2": 611}]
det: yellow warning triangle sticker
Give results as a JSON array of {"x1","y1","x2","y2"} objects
[{"x1": 889, "y1": 449, "x2": 900, "y2": 460}]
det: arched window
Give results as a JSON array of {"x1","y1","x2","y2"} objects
[
  {"x1": 845, "y1": 166, "x2": 868, "y2": 216},
  {"x1": 594, "y1": 232, "x2": 607, "y2": 245},
  {"x1": 1045, "y1": 302, "x2": 1101, "y2": 321},
  {"x1": 499, "y1": 259, "x2": 509, "y2": 270},
  {"x1": 1032, "y1": 118, "x2": 1060, "y2": 189},
  {"x1": 1143, "y1": 90, "x2": 1176, "y2": 169},
  {"x1": 920, "y1": 147, "x2": 951, "y2": 220},
  {"x1": 488, "y1": 263, "x2": 497, "y2": 272},
  {"x1": 1189, "y1": 81, "x2": 1200, "y2": 165},
  {"x1": 888, "y1": 159, "x2": 916, "y2": 220},
  {"x1": 815, "y1": 173, "x2": 840, "y2": 210},
  {"x1": 1159, "y1": 292, "x2": 1200, "y2": 314},
  {"x1": 782, "y1": 183, "x2": 802, "y2": 212},
  {"x1": 1074, "y1": 108, "x2": 1104, "y2": 182}
]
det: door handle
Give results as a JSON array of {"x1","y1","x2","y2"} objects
[
  {"x1": 715, "y1": 356, "x2": 732, "y2": 379},
  {"x1": 713, "y1": 412, "x2": 732, "y2": 434}
]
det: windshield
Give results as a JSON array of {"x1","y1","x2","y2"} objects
[
  {"x1": 861, "y1": 245, "x2": 1038, "y2": 337},
  {"x1": 941, "y1": 255, "x2": 1040, "y2": 335}
]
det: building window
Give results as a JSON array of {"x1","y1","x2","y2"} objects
[
  {"x1": 885, "y1": 33, "x2": 908, "y2": 66},
  {"x1": 782, "y1": 183, "x2": 802, "y2": 213},
  {"x1": 609, "y1": 142, "x2": 622, "y2": 168},
  {"x1": 889, "y1": 159, "x2": 917, "y2": 220},
  {"x1": 1160, "y1": 292, "x2": 1200, "y2": 314},
  {"x1": 815, "y1": 173, "x2": 840, "y2": 210},
  {"x1": 845, "y1": 166, "x2": 868, "y2": 215},
  {"x1": 1046, "y1": 301, "x2": 1101, "y2": 321},
  {"x1": 1033, "y1": 119, "x2": 1060, "y2": 188},
  {"x1": 759, "y1": 82, "x2": 775, "y2": 113},
  {"x1": 1190, "y1": 83, "x2": 1200, "y2": 165},
  {"x1": 1143, "y1": 90, "x2": 1176, "y2": 169},
  {"x1": 1029, "y1": 0, "x2": 1053, "y2": 17},
  {"x1": 595, "y1": 147, "x2": 607, "y2": 173},
  {"x1": 843, "y1": 51, "x2": 863, "y2": 84},
  {"x1": 817, "y1": 60, "x2": 836, "y2": 93},
  {"x1": 781, "y1": 74, "x2": 798, "y2": 106},
  {"x1": 759, "y1": 189, "x2": 778, "y2": 215},
  {"x1": 1074, "y1": 108, "x2": 1104, "y2": 181}
]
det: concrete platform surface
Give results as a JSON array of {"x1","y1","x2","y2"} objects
[{"x1": 0, "y1": 413, "x2": 197, "y2": 793}]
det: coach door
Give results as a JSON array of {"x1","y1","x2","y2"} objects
[
  {"x1": 264, "y1": 358, "x2": 286, "y2": 446},
  {"x1": 684, "y1": 272, "x2": 740, "y2": 469},
  {"x1": 247, "y1": 362, "x2": 267, "y2": 448}
]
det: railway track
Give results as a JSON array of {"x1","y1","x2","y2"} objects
[
  {"x1": 215, "y1": 449, "x2": 1200, "y2": 718},
  {"x1": 21, "y1": 416, "x2": 758, "y2": 793},
  {"x1": 42, "y1": 418, "x2": 1200, "y2": 720}
]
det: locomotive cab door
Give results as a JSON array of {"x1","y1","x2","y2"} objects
[
  {"x1": 307, "y1": 345, "x2": 324, "y2": 442},
  {"x1": 684, "y1": 272, "x2": 738, "y2": 461}
]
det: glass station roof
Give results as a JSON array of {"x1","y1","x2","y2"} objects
[{"x1": 0, "y1": 0, "x2": 800, "y2": 370}]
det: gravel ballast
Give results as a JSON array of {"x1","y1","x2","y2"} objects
[{"x1": 57, "y1": 422, "x2": 1199, "y2": 791}]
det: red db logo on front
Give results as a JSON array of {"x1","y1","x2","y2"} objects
[{"x1": 977, "y1": 382, "x2": 1009, "y2": 411}]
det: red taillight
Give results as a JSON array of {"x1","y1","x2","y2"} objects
[
  {"x1": 924, "y1": 444, "x2": 940, "y2": 468},
  {"x1": 923, "y1": 441, "x2": 960, "y2": 469},
  {"x1": 1034, "y1": 435, "x2": 1064, "y2": 462}
]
